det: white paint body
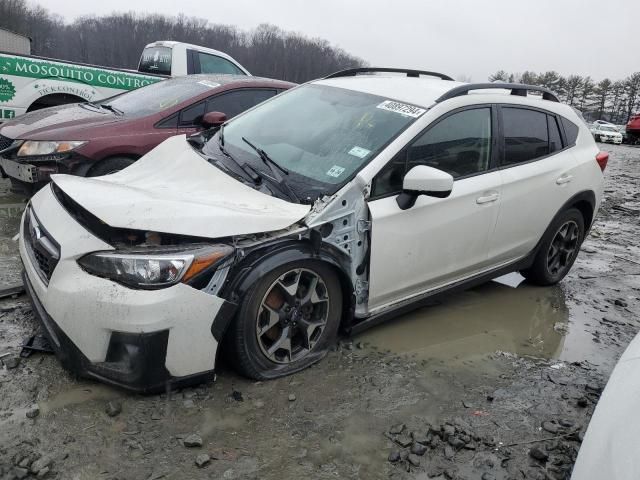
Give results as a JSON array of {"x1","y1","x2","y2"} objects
[
  {"x1": 20, "y1": 74, "x2": 605, "y2": 383},
  {"x1": 20, "y1": 184, "x2": 224, "y2": 377},
  {"x1": 572, "y1": 332, "x2": 640, "y2": 480}
]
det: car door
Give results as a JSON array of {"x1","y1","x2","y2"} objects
[
  {"x1": 488, "y1": 106, "x2": 581, "y2": 264},
  {"x1": 367, "y1": 106, "x2": 502, "y2": 311}
]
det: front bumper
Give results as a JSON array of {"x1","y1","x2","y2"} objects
[{"x1": 20, "y1": 184, "x2": 237, "y2": 393}]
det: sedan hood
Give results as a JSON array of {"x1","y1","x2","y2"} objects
[
  {"x1": 0, "y1": 103, "x2": 123, "y2": 140},
  {"x1": 51, "y1": 135, "x2": 311, "y2": 238}
]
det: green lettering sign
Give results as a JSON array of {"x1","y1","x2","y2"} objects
[{"x1": 1, "y1": 55, "x2": 162, "y2": 91}]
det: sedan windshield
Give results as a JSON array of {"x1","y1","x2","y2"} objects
[
  {"x1": 600, "y1": 126, "x2": 617, "y2": 132},
  {"x1": 204, "y1": 84, "x2": 423, "y2": 200},
  {"x1": 99, "y1": 79, "x2": 213, "y2": 117}
]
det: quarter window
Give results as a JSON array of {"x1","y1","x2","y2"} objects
[
  {"x1": 502, "y1": 108, "x2": 549, "y2": 166},
  {"x1": 179, "y1": 102, "x2": 205, "y2": 127},
  {"x1": 548, "y1": 115, "x2": 563, "y2": 153},
  {"x1": 371, "y1": 107, "x2": 492, "y2": 197},
  {"x1": 198, "y1": 52, "x2": 245, "y2": 75},
  {"x1": 561, "y1": 117, "x2": 579, "y2": 145}
]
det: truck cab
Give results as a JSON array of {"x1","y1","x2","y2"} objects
[{"x1": 137, "y1": 41, "x2": 250, "y2": 77}]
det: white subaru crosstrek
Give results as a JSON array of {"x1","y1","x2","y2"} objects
[{"x1": 20, "y1": 68, "x2": 606, "y2": 392}]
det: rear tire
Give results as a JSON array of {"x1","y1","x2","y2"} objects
[
  {"x1": 230, "y1": 260, "x2": 342, "y2": 380},
  {"x1": 521, "y1": 208, "x2": 585, "y2": 286},
  {"x1": 87, "y1": 157, "x2": 135, "y2": 177}
]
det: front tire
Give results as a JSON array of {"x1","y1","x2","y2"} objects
[
  {"x1": 230, "y1": 261, "x2": 343, "y2": 380},
  {"x1": 522, "y1": 208, "x2": 585, "y2": 286}
]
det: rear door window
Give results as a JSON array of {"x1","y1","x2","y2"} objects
[
  {"x1": 138, "y1": 46, "x2": 172, "y2": 75},
  {"x1": 501, "y1": 108, "x2": 549, "y2": 166},
  {"x1": 206, "y1": 89, "x2": 277, "y2": 119},
  {"x1": 198, "y1": 52, "x2": 245, "y2": 75}
]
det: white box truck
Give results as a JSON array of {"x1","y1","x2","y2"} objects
[{"x1": 0, "y1": 41, "x2": 250, "y2": 123}]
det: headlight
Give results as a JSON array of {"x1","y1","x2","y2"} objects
[
  {"x1": 77, "y1": 245, "x2": 234, "y2": 289},
  {"x1": 17, "y1": 140, "x2": 87, "y2": 157}
]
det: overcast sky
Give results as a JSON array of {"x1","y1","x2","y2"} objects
[{"x1": 42, "y1": 0, "x2": 637, "y2": 82}]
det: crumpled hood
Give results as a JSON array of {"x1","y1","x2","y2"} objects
[
  {"x1": 51, "y1": 135, "x2": 311, "y2": 238},
  {"x1": 0, "y1": 103, "x2": 122, "y2": 140}
]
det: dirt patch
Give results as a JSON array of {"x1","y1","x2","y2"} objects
[{"x1": 1, "y1": 145, "x2": 638, "y2": 479}]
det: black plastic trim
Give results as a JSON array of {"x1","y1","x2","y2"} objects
[
  {"x1": 325, "y1": 68, "x2": 453, "y2": 81},
  {"x1": 436, "y1": 83, "x2": 559, "y2": 103}
]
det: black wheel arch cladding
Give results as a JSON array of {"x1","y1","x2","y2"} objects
[{"x1": 220, "y1": 239, "x2": 356, "y2": 334}]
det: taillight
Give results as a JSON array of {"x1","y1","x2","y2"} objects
[{"x1": 596, "y1": 151, "x2": 609, "y2": 171}]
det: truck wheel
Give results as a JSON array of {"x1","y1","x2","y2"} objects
[
  {"x1": 87, "y1": 157, "x2": 135, "y2": 177},
  {"x1": 230, "y1": 261, "x2": 342, "y2": 380},
  {"x1": 521, "y1": 208, "x2": 585, "y2": 286}
]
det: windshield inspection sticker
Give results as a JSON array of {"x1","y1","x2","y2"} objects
[
  {"x1": 376, "y1": 100, "x2": 426, "y2": 118},
  {"x1": 348, "y1": 146, "x2": 371, "y2": 159},
  {"x1": 327, "y1": 165, "x2": 346, "y2": 178}
]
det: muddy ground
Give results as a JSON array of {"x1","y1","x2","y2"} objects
[{"x1": 0, "y1": 145, "x2": 638, "y2": 480}]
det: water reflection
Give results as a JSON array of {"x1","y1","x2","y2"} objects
[{"x1": 358, "y1": 282, "x2": 568, "y2": 361}]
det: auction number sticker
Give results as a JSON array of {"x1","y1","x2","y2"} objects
[{"x1": 376, "y1": 100, "x2": 426, "y2": 118}]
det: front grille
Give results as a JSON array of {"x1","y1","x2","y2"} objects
[
  {"x1": 0, "y1": 134, "x2": 13, "y2": 152},
  {"x1": 24, "y1": 207, "x2": 60, "y2": 284}
]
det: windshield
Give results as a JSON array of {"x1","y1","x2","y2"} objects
[
  {"x1": 601, "y1": 125, "x2": 617, "y2": 132},
  {"x1": 100, "y1": 79, "x2": 211, "y2": 117},
  {"x1": 204, "y1": 84, "x2": 423, "y2": 199}
]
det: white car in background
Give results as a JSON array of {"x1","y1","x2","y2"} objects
[
  {"x1": 20, "y1": 69, "x2": 606, "y2": 392},
  {"x1": 591, "y1": 123, "x2": 623, "y2": 144},
  {"x1": 572, "y1": 332, "x2": 640, "y2": 479}
]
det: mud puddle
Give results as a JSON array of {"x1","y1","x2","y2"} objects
[{"x1": 358, "y1": 281, "x2": 571, "y2": 363}]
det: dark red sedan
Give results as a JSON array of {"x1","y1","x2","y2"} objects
[{"x1": 0, "y1": 74, "x2": 294, "y2": 194}]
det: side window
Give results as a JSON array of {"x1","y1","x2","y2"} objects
[
  {"x1": 198, "y1": 52, "x2": 245, "y2": 75},
  {"x1": 372, "y1": 107, "x2": 492, "y2": 197},
  {"x1": 179, "y1": 102, "x2": 205, "y2": 127},
  {"x1": 407, "y1": 108, "x2": 492, "y2": 178},
  {"x1": 206, "y1": 89, "x2": 277, "y2": 119},
  {"x1": 548, "y1": 115, "x2": 563, "y2": 153},
  {"x1": 502, "y1": 108, "x2": 548, "y2": 166},
  {"x1": 561, "y1": 117, "x2": 579, "y2": 145}
]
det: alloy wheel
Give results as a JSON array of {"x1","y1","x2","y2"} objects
[
  {"x1": 547, "y1": 220, "x2": 580, "y2": 276},
  {"x1": 256, "y1": 268, "x2": 330, "y2": 364}
]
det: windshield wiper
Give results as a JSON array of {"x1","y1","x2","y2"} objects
[
  {"x1": 241, "y1": 137, "x2": 299, "y2": 203},
  {"x1": 242, "y1": 136, "x2": 289, "y2": 175},
  {"x1": 100, "y1": 103, "x2": 124, "y2": 116}
]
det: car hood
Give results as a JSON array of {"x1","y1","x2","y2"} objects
[
  {"x1": 0, "y1": 103, "x2": 124, "y2": 140},
  {"x1": 51, "y1": 135, "x2": 311, "y2": 238}
]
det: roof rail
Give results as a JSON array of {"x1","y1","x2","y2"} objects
[
  {"x1": 325, "y1": 68, "x2": 454, "y2": 81},
  {"x1": 435, "y1": 83, "x2": 560, "y2": 103}
]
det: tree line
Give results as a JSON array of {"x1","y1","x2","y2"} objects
[
  {"x1": 489, "y1": 70, "x2": 640, "y2": 124},
  {"x1": 0, "y1": 0, "x2": 365, "y2": 83}
]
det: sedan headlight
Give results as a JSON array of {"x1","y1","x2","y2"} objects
[
  {"x1": 17, "y1": 140, "x2": 87, "y2": 157},
  {"x1": 78, "y1": 245, "x2": 234, "y2": 289}
]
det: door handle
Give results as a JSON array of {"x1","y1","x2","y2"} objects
[
  {"x1": 556, "y1": 174, "x2": 573, "y2": 185},
  {"x1": 476, "y1": 193, "x2": 499, "y2": 204}
]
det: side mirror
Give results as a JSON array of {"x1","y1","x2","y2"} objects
[
  {"x1": 201, "y1": 111, "x2": 227, "y2": 128},
  {"x1": 396, "y1": 165, "x2": 454, "y2": 210}
]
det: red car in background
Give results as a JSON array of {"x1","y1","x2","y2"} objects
[
  {"x1": 626, "y1": 113, "x2": 640, "y2": 144},
  {"x1": 0, "y1": 74, "x2": 294, "y2": 194}
]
